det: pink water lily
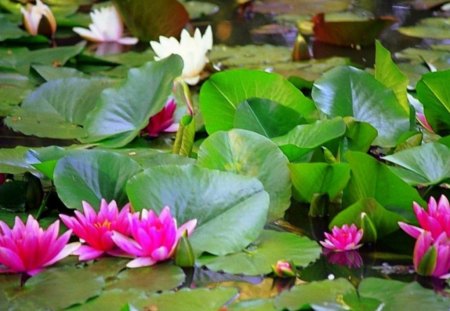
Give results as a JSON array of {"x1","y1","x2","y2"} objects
[
  {"x1": 145, "y1": 99, "x2": 179, "y2": 137},
  {"x1": 60, "y1": 199, "x2": 132, "y2": 261},
  {"x1": 73, "y1": 5, "x2": 138, "y2": 45},
  {"x1": 272, "y1": 260, "x2": 296, "y2": 278},
  {"x1": 320, "y1": 224, "x2": 364, "y2": 252},
  {"x1": 414, "y1": 231, "x2": 450, "y2": 278},
  {"x1": 399, "y1": 195, "x2": 450, "y2": 240},
  {"x1": 111, "y1": 206, "x2": 197, "y2": 268},
  {"x1": 0, "y1": 215, "x2": 79, "y2": 276}
]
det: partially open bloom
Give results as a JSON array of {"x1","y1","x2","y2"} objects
[
  {"x1": 272, "y1": 260, "x2": 296, "y2": 278},
  {"x1": 112, "y1": 206, "x2": 197, "y2": 268},
  {"x1": 145, "y1": 99, "x2": 179, "y2": 137},
  {"x1": 73, "y1": 6, "x2": 138, "y2": 45},
  {"x1": 399, "y1": 195, "x2": 450, "y2": 240},
  {"x1": 320, "y1": 224, "x2": 364, "y2": 252},
  {"x1": 21, "y1": 0, "x2": 57, "y2": 36},
  {"x1": 150, "y1": 26, "x2": 213, "y2": 85},
  {"x1": 60, "y1": 199, "x2": 132, "y2": 261},
  {"x1": 417, "y1": 112, "x2": 434, "y2": 133},
  {"x1": 0, "y1": 216, "x2": 79, "y2": 276},
  {"x1": 413, "y1": 231, "x2": 450, "y2": 278}
]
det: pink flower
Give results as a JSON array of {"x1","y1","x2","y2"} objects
[
  {"x1": 399, "y1": 195, "x2": 450, "y2": 240},
  {"x1": 145, "y1": 99, "x2": 179, "y2": 137},
  {"x1": 413, "y1": 231, "x2": 450, "y2": 278},
  {"x1": 416, "y1": 112, "x2": 434, "y2": 133},
  {"x1": 60, "y1": 199, "x2": 132, "y2": 261},
  {"x1": 320, "y1": 224, "x2": 363, "y2": 252},
  {"x1": 0, "y1": 215, "x2": 79, "y2": 276},
  {"x1": 324, "y1": 249, "x2": 363, "y2": 268},
  {"x1": 272, "y1": 260, "x2": 296, "y2": 278},
  {"x1": 111, "y1": 206, "x2": 197, "y2": 268}
]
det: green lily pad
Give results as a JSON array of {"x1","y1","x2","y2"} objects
[
  {"x1": 32, "y1": 65, "x2": 86, "y2": 81},
  {"x1": 199, "y1": 69, "x2": 316, "y2": 134},
  {"x1": 67, "y1": 289, "x2": 148, "y2": 311},
  {"x1": 398, "y1": 17, "x2": 450, "y2": 40},
  {"x1": 197, "y1": 129, "x2": 291, "y2": 221},
  {"x1": 82, "y1": 55, "x2": 183, "y2": 147},
  {"x1": 143, "y1": 287, "x2": 239, "y2": 311},
  {"x1": 54, "y1": 149, "x2": 141, "y2": 210},
  {"x1": 127, "y1": 165, "x2": 269, "y2": 256},
  {"x1": 343, "y1": 151, "x2": 424, "y2": 221},
  {"x1": 358, "y1": 278, "x2": 450, "y2": 310},
  {"x1": 0, "y1": 72, "x2": 34, "y2": 115},
  {"x1": 0, "y1": 146, "x2": 40, "y2": 174},
  {"x1": 416, "y1": 69, "x2": 450, "y2": 135},
  {"x1": 312, "y1": 66, "x2": 410, "y2": 147},
  {"x1": 229, "y1": 299, "x2": 276, "y2": 311},
  {"x1": 4, "y1": 266, "x2": 105, "y2": 311},
  {"x1": 274, "y1": 278, "x2": 355, "y2": 310},
  {"x1": 0, "y1": 14, "x2": 27, "y2": 41},
  {"x1": 106, "y1": 263, "x2": 185, "y2": 292},
  {"x1": 198, "y1": 230, "x2": 321, "y2": 276},
  {"x1": 289, "y1": 162, "x2": 351, "y2": 203},
  {"x1": 383, "y1": 142, "x2": 450, "y2": 185},
  {"x1": 180, "y1": 0, "x2": 219, "y2": 19},
  {"x1": 5, "y1": 77, "x2": 114, "y2": 139}
]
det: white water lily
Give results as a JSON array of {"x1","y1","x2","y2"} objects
[
  {"x1": 21, "y1": 0, "x2": 57, "y2": 36},
  {"x1": 73, "y1": 6, "x2": 138, "y2": 45},
  {"x1": 150, "y1": 26, "x2": 213, "y2": 85}
]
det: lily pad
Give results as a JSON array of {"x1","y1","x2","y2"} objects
[
  {"x1": 32, "y1": 65, "x2": 86, "y2": 81},
  {"x1": 343, "y1": 151, "x2": 424, "y2": 221},
  {"x1": 199, "y1": 69, "x2": 315, "y2": 134},
  {"x1": 312, "y1": 66, "x2": 410, "y2": 147},
  {"x1": 197, "y1": 129, "x2": 291, "y2": 221},
  {"x1": 142, "y1": 287, "x2": 239, "y2": 311},
  {"x1": 180, "y1": 0, "x2": 219, "y2": 19},
  {"x1": 0, "y1": 15, "x2": 27, "y2": 42},
  {"x1": 358, "y1": 278, "x2": 450, "y2": 310},
  {"x1": 53, "y1": 149, "x2": 142, "y2": 210},
  {"x1": 0, "y1": 72, "x2": 34, "y2": 115},
  {"x1": 382, "y1": 142, "x2": 450, "y2": 185},
  {"x1": 0, "y1": 146, "x2": 40, "y2": 174},
  {"x1": 289, "y1": 162, "x2": 351, "y2": 203},
  {"x1": 82, "y1": 55, "x2": 183, "y2": 147},
  {"x1": 127, "y1": 165, "x2": 270, "y2": 256},
  {"x1": 4, "y1": 266, "x2": 105, "y2": 310},
  {"x1": 68, "y1": 289, "x2": 148, "y2": 311},
  {"x1": 398, "y1": 17, "x2": 450, "y2": 40},
  {"x1": 106, "y1": 263, "x2": 185, "y2": 292},
  {"x1": 274, "y1": 278, "x2": 355, "y2": 310},
  {"x1": 229, "y1": 299, "x2": 276, "y2": 311},
  {"x1": 197, "y1": 230, "x2": 321, "y2": 276},
  {"x1": 5, "y1": 77, "x2": 114, "y2": 139}
]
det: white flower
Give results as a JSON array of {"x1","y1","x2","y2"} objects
[
  {"x1": 73, "y1": 6, "x2": 138, "y2": 45},
  {"x1": 21, "y1": 0, "x2": 57, "y2": 36},
  {"x1": 150, "y1": 26, "x2": 213, "y2": 85}
]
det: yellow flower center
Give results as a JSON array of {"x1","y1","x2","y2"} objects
[{"x1": 94, "y1": 219, "x2": 111, "y2": 230}]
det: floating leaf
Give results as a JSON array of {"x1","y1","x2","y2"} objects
[
  {"x1": 32, "y1": 65, "x2": 86, "y2": 81},
  {"x1": 234, "y1": 98, "x2": 305, "y2": 138},
  {"x1": 229, "y1": 299, "x2": 276, "y2": 311},
  {"x1": 274, "y1": 278, "x2": 355, "y2": 310},
  {"x1": 416, "y1": 69, "x2": 450, "y2": 135},
  {"x1": 398, "y1": 17, "x2": 450, "y2": 40},
  {"x1": 312, "y1": 66, "x2": 410, "y2": 147},
  {"x1": 0, "y1": 72, "x2": 34, "y2": 115},
  {"x1": 127, "y1": 165, "x2": 269, "y2": 256},
  {"x1": 4, "y1": 266, "x2": 105, "y2": 310},
  {"x1": 374, "y1": 40, "x2": 409, "y2": 113},
  {"x1": 82, "y1": 55, "x2": 183, "y2": 147},
  {"x1": 5, "y1": 77, "x2": 113, "y2": 139},
  {"x1": 112, "y1": 0, "x2": 189, "y2": 41},
  {"x1": 54, "y1": 150, "x2": 141, "y2": 210},
  {"x1": 0, "y1": 15, "x2": 27, "y2": 41},
  {"x1": 289, "y1": 162, "x2": 351, "y2": 203},
  {"x1": 358, "y1": 278, "x2": 450, "y2": 310},
  {"x1": 198, "y1": 230, "x2": 321, "y2": 275},
  {"x1": 382, "y1": 142, "x2": 450, "y2": 185},
  {"x1": 199, "y1": 69, "x2": 315, "y2": 134},
  {"x1": 343, "y1": 151, "x2": 424, "y2": 221},
  {"x1": 69, "y1": 289, "x2": 148, "y2": 311},
  {"x1": 180, "y1": 0, "x2": 219, "y2": 19},
  {"x1": 143, "y1": 287, "x2": 238, "y2": 311},
  {"x1": 0, "y1": 146, "x2": 40, "y2": 174},
  {"x1": 197, "y1": 129, "x2": 291, "y2": 221},
  {"x1": 106, "y1": 263, "x2": 185, "y2": 292}
]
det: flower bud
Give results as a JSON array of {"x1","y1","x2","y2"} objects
[
  {"x1": 21, "y1": 0, "x2": 57, "y2": 37},
  {"x1": 175, "y1": 230, "x2": 196, "y2": 268},
  {"x1": 360, "y1": 212, "x2": 377, "y2": 242},
  {"x1": 272, "y1": 260, "x2": 296, "y2": 278}
]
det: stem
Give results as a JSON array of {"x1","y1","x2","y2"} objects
[
  {"x1": 35, "y1": 191, "x2": 51, "y2": 220},
  {"x1": 175, "y1": 78, "x2": 194, "y2": 116}
]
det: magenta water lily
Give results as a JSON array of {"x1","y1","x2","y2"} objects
[
  {"x1": 0, "y1": 216, "x2": 79, "y2": 276},
  {"x1": 145, "y1": 98, "x2": 179, "y2": 137},
  {"x1": 320, "y1": 224, "x2": 364, "y2": 252},
  {"x1": 60, "y1": 199, "x2": 132, "y2": 261},
  {"x1": 112, "y1": 206, "x2": 197, "y2": 268}
]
